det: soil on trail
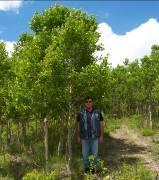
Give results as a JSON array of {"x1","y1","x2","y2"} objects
[{"x1": 101, "y1": 124, "x2": 159, "y2": 174}]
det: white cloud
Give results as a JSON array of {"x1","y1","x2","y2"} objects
[
  {"x1": 1, "y1": 18, "x2": 159, "y2": 62},
  {"x1": 6, "y1": 41, "x2": 15, "y2": 55},
  {"x1": 97, "y1": 18, "x2": 159, "y2": 67},
  {"x1": 0, "y1": 40, "x2": 15, "y2": 56},
  {"x1": 0, "y1": 1, "x2": 22, "y2": 12}
]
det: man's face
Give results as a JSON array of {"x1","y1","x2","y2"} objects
[{"x1": 84, "y1": 99, "x2": 93, "y2": 109}]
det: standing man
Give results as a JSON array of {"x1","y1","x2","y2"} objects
[{"x1": 77, "y1": 97, "x2": 104, "y2": 173}]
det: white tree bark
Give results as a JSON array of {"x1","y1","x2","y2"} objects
[
  {"x1": 44, "y1": 117, "x2": 49, "y2": 173},
  {"x1": 67, "y1": 85, "x2": 72, "y2": 175},
  {"x1": 149, "y1": 104, "x2": 152, "y2": 129},
  {"x1": 0, "y1": 125, "x2": 2, "y2": 148}
]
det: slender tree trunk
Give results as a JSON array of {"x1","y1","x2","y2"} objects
[
  {"x1": 17, "y1": 122, "x2": 20, "y2": 143},
  {"x1": 143, "y1": 103, "x2": 147, "y2": 117},
  {"x1": 36, "y1": 118, "x2": 38, "y2": 137},
  {"x1": 139, "y1": 102, "x2": 141, "y2": 115},
  {"x1": 57, "y1": 117, "x2": 64, "y2": 156},
  {"x1": 128, "y1": 104, "x2": 131, "y2": 116},
  {"x1": 0, "y1": 124, "x2": 2, "y2": 150},
  {"x1": 111, "y1": 95, "x2": 114, "y2": 118},
  {"x1": 9, "y1": 120, "x2": 11, "y2": 143},
  {"x1": 22, "y1": 122, "x2": 26, "y2": 145},
  {"x1": 68, "y1": 109, "x2": 72, "y2": 161},
  {"x1": 66, "y1": 85, "x2": 72, "y2": 175},
  {"x1": 148, "y1": 103, "x2": 152, "y2": 129},
  {"x1": 141, "y1": 103, "x2": 144, "y2": 116},
  {"x1": 136, "y1": 102, "x2": 139, "y2": 115},
  {"x1": 27, "y1": 122, "x2": 29, "y2": 136},
  {"x1": 6, "y1": 120, "x2": 11, "y2": 145},
  {"x1": 57, "y1": 139, "x2": 62, "y2": 156},
  {"x1": 44, "y1": 117, "x2": 49, "y2": 173}
]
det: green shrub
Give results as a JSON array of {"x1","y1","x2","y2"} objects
[
  {"x1": 30, "y1": 142, "x2": 44, "y2": 167},
  {"x1": 0, "y1": 153, "x2": 12, "y2": 177},
  {"x1": 127, "y1": 115, "x2": 142, "y2": 129},
  {"x1": 84, "y1": 155, "x2": 109, "y2": 179},
  {"x1": 23, "y1": 169, "x2": 56, "y2": 180},
  {"x1": 49, "y1": 155, "x2": 68, "y2": 176},
  {"x1": 105, "y1": 118, "x2": 123, "y2": 133},
  {"x1": 7, "y1": 142, "x2": 23, "y2": 154},
  {"x1": 0, "y1": 167, "x2": 7, "y2": 177},
  {"x1": 141, "y1": 128, "x2": 157, "y2": 136}
]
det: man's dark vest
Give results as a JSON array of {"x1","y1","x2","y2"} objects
[{"x1": 79, "y1": 109, "x2": 100, "y2": 139}]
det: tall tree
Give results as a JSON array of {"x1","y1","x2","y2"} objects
[{"x1": 10, "y1": 3, "x2": 101, "y2": 172}]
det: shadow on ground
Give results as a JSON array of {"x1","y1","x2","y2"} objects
[{"x1": 99, "y1": 132, "x2": 147, "y2": 171}]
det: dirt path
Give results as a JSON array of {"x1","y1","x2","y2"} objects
[{"x1": 102, "y1": 124, "x2": 159, "y2": 175}]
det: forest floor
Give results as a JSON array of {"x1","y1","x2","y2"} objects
[
  {"x1": 69, "y1": 123, "x2": 159, "y2": 179},
  {"x1": 103, "y1": 123, "x2": 159, "y2": 177}
]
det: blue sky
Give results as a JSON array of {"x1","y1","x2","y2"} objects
[
  {"x1": 0, "y1": 1, "x2": 159, "y2": 66},
  {"x1": 0, "y1": 1, "x2": 159, "y2": 41}
]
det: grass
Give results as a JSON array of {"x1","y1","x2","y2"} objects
[
  {"x1": 78, "y1": 157, "x2": 156, "y2": 180},
  {"x1": 105, "y1": 118, "x2": 124, "y2": 133},
  {"x1": 21, "y1": 155, "x2": 157, "y2": 180},
  {"x1": 111, "y1": 161, "x2": 155, "y2": 180},
  {"x1": 1, "y1": 115, "x2": 159, "y2": 179},
  {"x1": 141, "y1": 128, "x2": 158, "y2": 136},
  {"x1": 126, "y1": 115, "x2": 158, "y2": 137},
  {"x1": 126, "y1": 115, "x2": 142, "y2": 129},
  {"x1": 23, "y1": 169, "x2": 57, "y2": 180}
]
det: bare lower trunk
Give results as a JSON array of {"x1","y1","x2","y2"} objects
[
  {"x1": 58, "y1": 117, "x2": 64, "y2": 156},
  {"x1": 36, "y1": 118, "x2": 38, "y2": 137},
  {"x1": 143, "y1": 103, "x2": 147, "y2": 117},
  {"x1": 57, "y1": 134, "x2": 63, "y2": 156},
  {"x1": 6, "y1": 120, "x2": 11, "y2": 145},
  {"x1": 66, "y1": 85, "x2": 72, "y2": 175},
  {"x1": 57, "y1": 140, "x2": 61, "y2": 156},
  {"x1": 148, "y1": 104, "x2": 152, "y2": 129},
  {"x1": 136, "y1": 102, "x2": 139, "y2": 115},
  {"x1": 22, "y1": 122, "x2": 26, "y2": 145},
  {"x1": 0, "y1": 125, "x2": 2, "y2": 150},
  {"x1": 44, "y1": 117, "x2": 49, "y2": 173},
  {"x1": 27, "y1": 122, "x2": 29, "y2": 135},
  {"x1": 67, "y1": 113, "x2": 72, "y2": 162},
  {"x1": 17, "y1": 122, "x2": 20, "y2": 143}
]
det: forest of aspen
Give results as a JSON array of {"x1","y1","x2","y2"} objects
[{"x1": 0, "y1": 4, "x2": 159, "y2": 180}]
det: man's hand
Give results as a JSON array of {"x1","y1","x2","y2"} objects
[
  {"x1": 99, "y1": 136, "x2": 104, "y2": 144},
  {"x1": 77, "y1": 136, "x2": 81, "y2": 144}
]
